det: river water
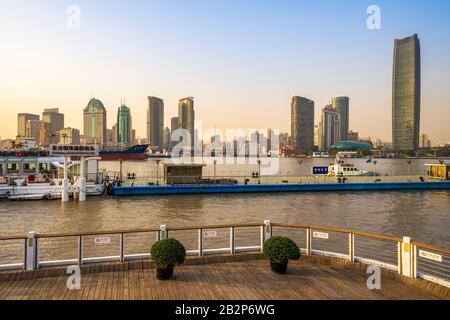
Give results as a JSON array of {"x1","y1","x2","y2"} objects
[{"x1": 0, "y1": 158, "x2": 449, "y2": 249}]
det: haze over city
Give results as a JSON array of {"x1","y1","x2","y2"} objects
[{"x1": 1, "y1": 0, "x2": 450, "y2": 143}]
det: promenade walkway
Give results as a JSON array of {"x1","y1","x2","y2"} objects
[{"x1": 0, "y1": 255, "x2": 446, "y2": 300}]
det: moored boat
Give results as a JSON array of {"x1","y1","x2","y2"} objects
[{"x1": 99, "y1": 144, "x2": 150, "y2": 161}]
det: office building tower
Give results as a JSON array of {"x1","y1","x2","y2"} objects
[
  {"x1": 117, "y1": 104, "x2": 133, "y2": 146},
  {"x1": 392, "y1": 34, "x2": 421, "y2": 151},
  {"x1": 83, "y1": 98, "x2": 107, "y2": 145},
  {"x1": 332, "y1": 97, "x2": 349, "y2": 141},
  {"x1": 147, "y1": 97, "x2": 164, "y2": 147},
  {"x1": 291, "y1": 96, "x2": 314, "y2": 152},
  {"x1": 18, "y1": 113, "x2": 39, "y2": 137}
]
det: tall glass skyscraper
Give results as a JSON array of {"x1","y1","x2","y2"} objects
[
  {"x1": 83, "y1": 98, "x2": 107, "y2": 145},
  {"x1": 147, "y1": 97, "x2": 164, "y2": 147},
  {"x1": 291, "y1": 96, "x2": 314, "y2": 152},
  {"x1": 178, "y1": 97, "x2": 195, "y2": 150},
  {"x1": 392, "y1": 34, "x2": 421, "y2": 152},
  {"x1": 117, "y1": 104, "x2": 132, "y2": 146},
  {"x1": 332, "y1": 97, "x2": 349, "y2": 142}
]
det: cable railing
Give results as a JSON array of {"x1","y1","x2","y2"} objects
[{"x1": 0, "y1": 221, "x2": 449, "y2": 289}]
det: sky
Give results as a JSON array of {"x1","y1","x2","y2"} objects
[{"x1": 0, "y1": 0, "x2": 449, "y2": 143}]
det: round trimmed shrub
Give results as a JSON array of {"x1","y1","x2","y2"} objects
[
  {"x1": 263, "y1": 236, "x2": 300, "y2": 264},
  {"x1": 151, "y1": 238, "x2": 186, "y2": 269}
]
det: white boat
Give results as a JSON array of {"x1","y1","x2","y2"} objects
[
  {"x1": 328, "y1": 160, "x2": 371, "y2": 177},
  {"x1": 0, "y1": 150, "x2": 105, "y2": 201}
]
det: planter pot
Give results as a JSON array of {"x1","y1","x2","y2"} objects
[
  {"x1": 156, "y1": 267, "x2": 174, "y2": 280},
  {"x1": 270, "y1": 261, "x2": 288, "y2": 274}
]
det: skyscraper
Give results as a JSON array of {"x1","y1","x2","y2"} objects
[
  {"x1": 42, "y1": 108, "x2": 64, "y2": 136},
  {"x1": 83, "y1": 98, "x2": 107, "y2": 145},
  {"x1": 291, "y1": 96, "x2": 314, "y2": 152},
  {"x1": 18, "y1": 113, "x2": 39, "y2": 137},
  {"x1": 392, "y1": 34, "x2": 421, "y2": 151},
  {"x1": 332, "y1": 97, "x2": 349, "y2": 141},
  {"x1": 178, "y1": 97, "x2": 195, "y2": 150},
  {"x1": 117, "y1": 104, "x2": 133, "y2": 146},
  {"x1": 319, "y1": 105, "x2": 341, "y2": 151},
  {"x1": 147, "y1": 97, "x2": 164, "y2": 147},
  {"x1": 171, "y1": 117, "x2": 179, "y2": 133}
]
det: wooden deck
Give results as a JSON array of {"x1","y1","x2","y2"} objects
[{"x1": 0, "y1": 255, "x2": 447, "y2": 300}]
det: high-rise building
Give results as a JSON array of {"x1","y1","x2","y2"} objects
[
  {"x1": 314, "y1": 125, "x2": 319, "y2": 147},
  {"x1": 420, "y1": 134, "x2": 431, "y2": 149},
  {"x1": 392, "y1": 34, "x2": 421, "y2": 151},
  {"x1": 83, "y1": 98, "x2": 107, "y2": 145},
  {"x1": 18, "y1": 113, "x2": 39, "y2": 137},
  {"x1": 319, "y1": 105, "x2": 341, "y2": 151},
  {"x1": 164, "y1": 127, "x2": 171, "y2": 147},
  {"x1": 147, "y1": 97, "x2": 164, "y2": 147},
  {"x1": 291, "y1": 96, "x2": 314, "y2": 152},
  {"x1": 171, "y1": 117, "x2": 179, "y2": 133},
  {"x1": 178, "y1": 97, "x2": 195, "y2": 150},
  {"x1": 332, "y1": 97, "x2": 349, "y2": 141},
  {"x1": 117, "y1": 104, "x2": 133, "y2": 146},
  {"x1": 25, "y1": 120, "x2": 43, "y2": 142},
  {"x1": 42, "y1": 108, "x2": 64, "y2": 136},
  {"x1": 348, "y1": 130, "x2": 359, "y2": 141},
  {"x1": 59, "y1": 128, "x2": 80, "y2": 145}
]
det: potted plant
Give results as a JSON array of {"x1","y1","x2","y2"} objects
[
  {"x1": 150, "y1": 238, "x2": 186, "y2": 280},
  {"x1": 263, "y1": 236, "x2": 300, "y2": 274}
]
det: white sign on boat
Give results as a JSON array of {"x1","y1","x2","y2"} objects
[
  {"x1": 50, "y1": 145, "x2": 99, "y2": 157},
  {"x1": 203, "y1": 231, "x2": 217, "y2": 238},
  {"x1": 419, "y1": 250, "x2": 442, "y2": 263},
  {"x1": 94, "y1": 237, "x2": 111, "y2": 245},
  {"x1": 313, "y1": 232, "x2": 329, "y2": 239}
]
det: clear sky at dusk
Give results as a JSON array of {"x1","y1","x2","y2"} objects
[{"x1": 1, "y1": 0, "x2": 449, "y2": 143}]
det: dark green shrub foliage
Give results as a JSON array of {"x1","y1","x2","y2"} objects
[
  {"x1": 263, "y1": 236, "x2": 300, "y2": 264},
  {"x1": 151, "y1": 238, "x2": 186, "y2": 268}
]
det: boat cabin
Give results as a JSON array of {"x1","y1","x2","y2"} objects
[
  {"x1": 163, "y1": 164, "x2": 205, "y2": 185},
  {"x1": 425, "y1": 163, "x2": 450, "y2": 181}
]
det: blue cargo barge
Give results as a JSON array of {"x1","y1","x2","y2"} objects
[{"x1": 112, "y1": 181, "x2": 450, "y2": 196}]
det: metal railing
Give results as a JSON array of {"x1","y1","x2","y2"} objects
[{"x1": 0, "y1": 221, "x2": 449, "y2": 288}]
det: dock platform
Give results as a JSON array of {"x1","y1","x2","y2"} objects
[
  {"x1": 112, "y1": 181, "x2": 450, "y2": 196},
  {"x1": 0, "y1": 254, "x2": 448, "y2": 300}
]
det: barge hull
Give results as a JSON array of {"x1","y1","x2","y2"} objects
[{"x1": 112, "y1": 181, "x2": 450, "y2": 196}]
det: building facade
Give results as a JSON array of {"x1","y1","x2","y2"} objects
[
  {"x1": 178, "y1": 97, "x2": 195, "y2": 150},
  {"x1": 392, "y1": 34, "x2": 421, "y2": 151},
  {"x1": 59, "y1": 127, "x2": 80, "y2": 145},
  {"x1": 332, "y1": 97, "x2": 349, "y2": 142},
  {"x1": 291, "y1": 96, "x2": 315, "y2": 152},
  {"x1": 83, "y1": 98, "x2": 107, "y2": 146},
  {"x1": 18, "y1": 113, "x2": 39, "y2": 137},
  {"x1": 147, "y1": 97, "x2": 164, "y2": 147},
  {"x1": 319, "y1": 105, "x2": 341, "y2": 151},
  {"x1": 117, "y1": 104, "x2": 133, "y2": 146},
  {"x1": 42, "y1": 108, "x2": 64, "y2": 137}
]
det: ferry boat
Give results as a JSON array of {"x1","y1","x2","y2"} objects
[
  {"x1": 328, "y1": 160, "x2": 371, "y2": 177},
  {"x1": 99, "y1": 144, "x2": 150, "y2": 161},
  {"x1": 312, "y1": 152, "x2": 330, "y2": 158},
  {"x1": 0, "y1": 150, "x2": 106, "y2": 200}
]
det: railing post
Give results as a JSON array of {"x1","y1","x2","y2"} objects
[
  {"x1": 229, "y1": 227, "x2": 235, "y2": 254},
  {"x1": 397, "y1": 241, "x2": 402, "y2": 274},
  {"x1": 160, "y1": 225, "x2": 167, "y2": 240},
  {"x1": 78, "y1": 235, "x2": 83, "y2": 265},
  {"x1": 120, "y1": 233, "x2": 125, "y2": 262},
  {"x1": 26, "y1": 231, "x2": 37, "y2": 271},
  {"x1": 401, "y1": 236, "x2": 413, "y2": 277},
  {"x1": 306, "y1": 228, "x2": 312, "y2": 256},
  {"x1": 412, "y1": 244, "x2": 417, "y2": 278},
  {"x1": 348, "y1": 232, "x2": 355, "y2": 262},
  {"x1": 261, "y1": 220, "x2": 272, "y2": 252},
  {"x1": 198, "y1": 229, "x2": 203, "y2": 257}
]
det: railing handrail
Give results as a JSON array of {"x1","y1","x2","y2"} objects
[{"x1": 1, "y1": 222, "x2": 447, "y2": 254}]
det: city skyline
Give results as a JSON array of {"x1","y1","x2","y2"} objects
[{"x1": 1, "y1": 1, "x2": 450, "y2": 143}]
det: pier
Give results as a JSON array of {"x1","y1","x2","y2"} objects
[{"x1": 0, "y1": 222, "x2": 449, "y2": 300}]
